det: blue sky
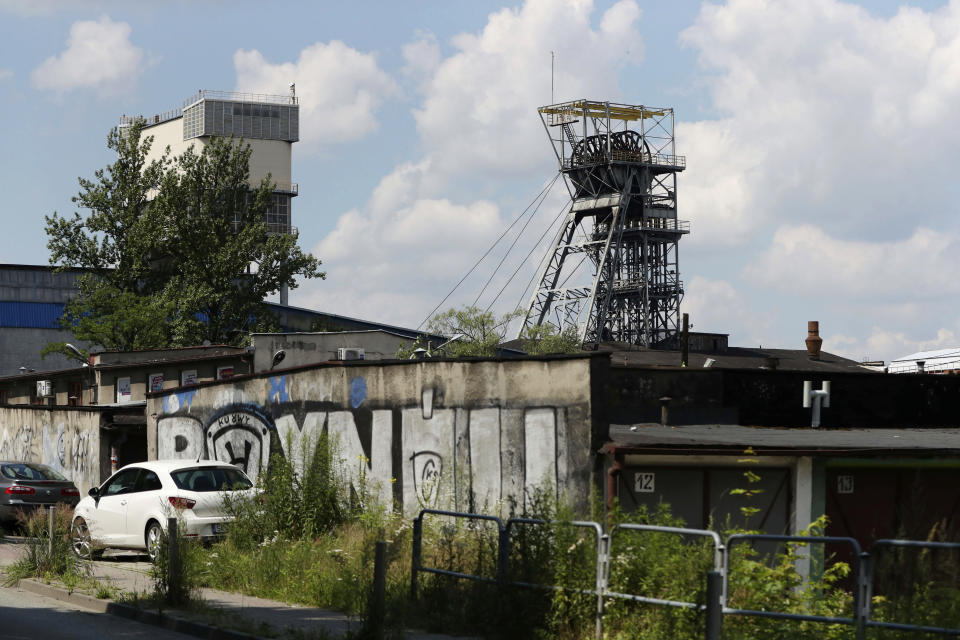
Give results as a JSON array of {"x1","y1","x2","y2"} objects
[{"x1": 1, "y1": 0, "x2": 957, "y2": 362}]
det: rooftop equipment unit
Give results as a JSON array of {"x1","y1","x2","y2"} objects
[{"x1": 337, "y1": 348, "x2": 365, "y2": 361}]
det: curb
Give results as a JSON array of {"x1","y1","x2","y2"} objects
[{"x1": 17, "y1": 578, "x2": 267, "y2": 640}]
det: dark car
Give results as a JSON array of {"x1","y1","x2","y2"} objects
[{"x1": 0, "y1": 461, "x2": 81, "y2": 524}]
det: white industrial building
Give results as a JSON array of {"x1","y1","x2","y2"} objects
[
  {"x1": 122, "y1": 88, "x2": 300, "y2": 304},
  {"x1": 888, "y1": 348, "x2": 960, "y2": 374}
]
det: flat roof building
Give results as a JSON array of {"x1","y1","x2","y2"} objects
[{"x1": 122, "y1": 88, "x2": 300, "y2": 302}]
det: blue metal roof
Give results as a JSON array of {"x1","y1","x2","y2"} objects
[{"x1": 0, "y1": 302, "x2": 64, "y2": 328}]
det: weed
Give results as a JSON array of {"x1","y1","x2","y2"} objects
[
  {"x1": 4, "y1": 504, "x2": 88, "y2": 585},
  {"x1": 151, "y1": 514, "x2": 205, "y2": 606}
]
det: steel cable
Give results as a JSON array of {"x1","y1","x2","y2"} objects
[{"x1": 417, "y1": 174, "x2": 559, "y2": 330}]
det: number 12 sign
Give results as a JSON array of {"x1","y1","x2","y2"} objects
[{"x1": 635, "y1": 472, "x2": 655, "y2": 493}]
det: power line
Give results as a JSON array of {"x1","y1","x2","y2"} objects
[
  {"x1": 513, "y1": 200, "x2": 571, "y2": 312},
  {"x1": 491, "y1": 199, "x2": 569, "y2": 314},
  {"x1": 417, "y1": 174, "x2": 560, "y2": 330},
  {"x1": 472, "y1": 177, "x2": 556, "y2": 308}
]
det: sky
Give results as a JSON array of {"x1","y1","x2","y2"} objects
[{"x1": 1, "y1": 0, "x2": 958, "y2": 363}]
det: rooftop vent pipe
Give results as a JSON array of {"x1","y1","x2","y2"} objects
[
  {"x1": 803, "y1": 380, "x2": 831, "y2": 428},
  {"x1": 805, "y1": 321, "x2": 822, "y2": 360}
]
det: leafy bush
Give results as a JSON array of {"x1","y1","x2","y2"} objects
[
  {"x1": 870, "y1": 521, "x2": 960, "y2": 637},
  {"x1": 222, "y1": 431, "x2": 351, "y2": 549},
  {"x1": 194, "y1": 440, "x2": 960, "y2": 639}
]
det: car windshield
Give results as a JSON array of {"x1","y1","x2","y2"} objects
[
  {"x1": 171, "y1": 466, "x2": 253, "y2": 492},
  {"x1": 1, "y1": 463, "x2": 67, "y2": 481}
]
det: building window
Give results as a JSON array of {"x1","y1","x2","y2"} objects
[
  {"x1": 234, "y1": 193, "x2": 291, "y2": 234},
  {"x1": 192, "y1": 99, "x2": 299, "y2": 142},
  {"x1": 68, "y1": 382, "x2": 81, "y2": 407}
]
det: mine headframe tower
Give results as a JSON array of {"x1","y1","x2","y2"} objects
[{"x1": 520, "y1": 100, "x2": 688, "y2": 349}]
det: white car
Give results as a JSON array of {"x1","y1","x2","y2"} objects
[{"x1": 71, "y1": 460, "x2": 256, "y2": 561}]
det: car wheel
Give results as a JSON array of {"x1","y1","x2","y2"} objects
[
  {"x1": 71, "y1": 517, "x2": 102, "y2": 560},
  {"x1": 145, "y1": 520, "x2": 164, "y2": 563}
]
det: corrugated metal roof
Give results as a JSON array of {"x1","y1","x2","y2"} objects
[{"x1": 0, "y1": 302, "x2": 64, "y2": 328}]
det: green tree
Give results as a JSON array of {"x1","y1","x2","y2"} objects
[
  {"x1": 423, "y1": 306, "x2": 521, "y2": 357},
  {"x1": 44, "y1": 120, "x2": 171, "y2": 358},
  {"x1": 519, "y1": 323, "x2": 581, "y2": 355},
  {"x1": 150, "y1": 136, "x2": 322, "y2": 345},
  {"x1": 44, "y1": 120, "x2": 323, "y2": 354}
]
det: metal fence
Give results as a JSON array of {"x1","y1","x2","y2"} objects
[{"x1": 410, "y1": 509, "x2": 960, "y2": 640}]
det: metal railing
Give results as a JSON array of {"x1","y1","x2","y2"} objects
[
  {"x1": 863, "y1": 539, "x2": 960, "y2": 636},
  {"x1": 411, "y1": 508, "x2": 960, "y2": 640},
  {"x1": 119, "y1": 109, "x2": 183, "y2": 127},
  {"x1": 563, "y1": 152, "x2": 686, "y2": 170},
  {"x1": 725, "y1": 533, "x2": 864, "y2": 632},
  {"x1": 271, "y1": 181, "x2": 299, "y2": 195},
  {"x1": 411, "y1": 509, "x2": 609, "y2": 640},
  {"x1": 183, "y1": 89, "x2": 299, "y2": 107}
]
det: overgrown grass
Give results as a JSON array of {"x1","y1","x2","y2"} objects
[
  {"x1": 151, "y1": 514, "x2": 206, "y2": 606},
  {"x1": 171, "y1": 435, "x2": 960, "y2": 639},
  {"x1": 3, "y1": 504, "x2": 90, "y2": 588}
]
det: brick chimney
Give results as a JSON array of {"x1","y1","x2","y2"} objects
[{"x1": 806, "y1": 321, "x2": 822, "y2": 360}]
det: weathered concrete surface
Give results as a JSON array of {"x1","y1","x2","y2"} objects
[
  {"x1": 0, "y1": 407, "x2": 101, "y2": 493},
  {"x1": 148, "y1": 355, "x2": 599, "y2": 514}
]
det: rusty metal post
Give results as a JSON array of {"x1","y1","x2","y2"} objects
[
  {"x1": 705, "y1": 570, "x2": 723, "y2": 640},
  {"x1": 48, "y1": 506, "x2": 55, "y2": 558},
  {"x1": 497, "y1": 526, "x2": 511, "y2": 585},
  {"x1": 410, "y1": 516, "x2": 422, "y2": 601},
  {"x1": 167, "y1": 517, "x2": 180, "y2": 604},
  {"x1": 681, "y1": 313, "x2": 689, "y2": 366},
  {"x1": 371, "y1": 540, "x2": 387, "y2": 640}
]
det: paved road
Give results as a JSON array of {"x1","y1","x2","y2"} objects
[{"x1": 0, "y1": 582, "x2": 193, "y2": 640}]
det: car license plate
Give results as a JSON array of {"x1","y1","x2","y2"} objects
[{"x1": 213, "y1": 523, "x2": 228, "y2": 534}]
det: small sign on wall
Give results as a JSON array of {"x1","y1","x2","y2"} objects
[
  {"x1": 116, "y1": 377, "x2": 131, "y2": 404},
  {"x1": 181, "y1": 370, "x2": 198, "y2": 386},
  {"x1": 217, "y1": 366, "x2": 234, "y2": 380},
  {"x1": 149, "y1": 373, "x2": 164, "y2": 393},
  {"x1": 635, "y1": 472, "x2": 655, "y2": 493},
  {"x1": 837, "y1": 475, "x2": 854, "y2": 494}
]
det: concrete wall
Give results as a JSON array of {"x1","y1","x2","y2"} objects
[
  {"x1": 0, "y1": 407, "x2": 102, "y2": 493},
  {"x1": 142, "y1": 119, "x2": 292, "y2": 185},
  {"x1": 251, "y1": 331, "x2": 414, "y2": 371},
  {"x1": 147, "y1": 356, "x2": 597, "y2": 515}
]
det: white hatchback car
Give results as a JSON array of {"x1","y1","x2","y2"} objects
[{"x1": 71, "y1": 460, "x2": 256, "y2": 561}]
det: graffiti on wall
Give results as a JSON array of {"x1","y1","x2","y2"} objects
[
  {"x1": 0, "y1": 421, "x2": 97, "y2": 491},
  {"x1": 157, "y1": 374, "x2": 577, "y2": 514}
]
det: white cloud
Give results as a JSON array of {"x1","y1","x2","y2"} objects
[
  {"x1": 679, "y1": 0, "x2": 960, "y2": 245},
  {"x1": 303, "y1": 160, "x2": 508, "y2": 326},
  {"x1": 413, "y1": 0, "x2": 643, "y2": 178},
  {"x1": 827, "y1": 326, "x2": 960, "y2": 363},
  {"x1": 300, "y1": 0, "x2": 644, "y2": 328},
  {"x1": 30, "y1": 16, "x2": 144, "y2": 94},
  {"x1": 681, "y1": 275, "x2": 772, "y2": 345},
  {"x1": 401, "y1": 33, "x2": 441, "y2": 91},
  {"x1": 234, "y1": 41, "x2": 397, "y2": 148},
  {"x1": 743, "y1": 224, "x2": 960, "y2": 297},
  {"x1": 0, "y1": 69, "x2": 11, "y2": 81}
]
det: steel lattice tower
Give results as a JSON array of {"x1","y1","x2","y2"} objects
[{"x1": 520, "y1": 100, "x2": 688, "y2": 349}]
